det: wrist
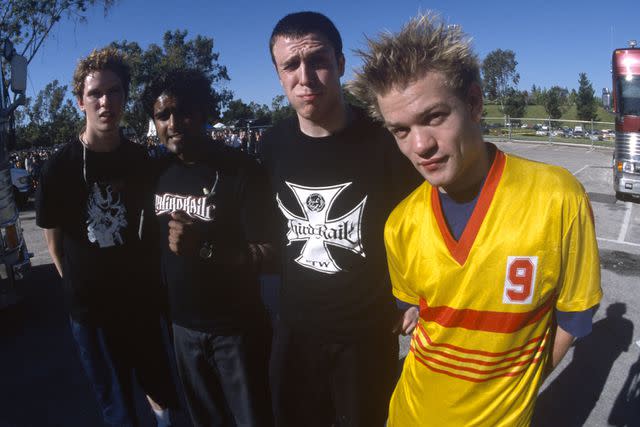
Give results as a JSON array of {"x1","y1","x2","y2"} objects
[{"x1": 199, "y1": 241, "x2": 214, "y2": 259}]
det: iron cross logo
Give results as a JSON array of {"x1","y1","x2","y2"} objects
[{"x1": 277, "y1": 181, "x2": 367, "y2": 274}]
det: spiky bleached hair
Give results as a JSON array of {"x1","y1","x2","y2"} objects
[{"x1": 348, "y1": 13, "x2": 481, "y2": 121}]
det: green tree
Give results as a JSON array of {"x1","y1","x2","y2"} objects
[
  {"x1": 482, "y1": 49, "x2": 520, "y2": 107},
  {"x1": 502, "y1": 89, "x2": 527, "y2": 119},
  {"x1": 576, "y1": 73, "x2": 598, "y2": 121},
  {"x1": 270, "y1": 94, "x2": 295, "y2": 125},
  {"x1": 110, "y1": 30, "x2": 232, "y2": 138},
  {"x1": 222, "y1": 99, "x2": 253, "y2": 124},
  {"x1": 543, "y1": 86, "x2": 568, "y2": 119},
  {"x1": 247, "y1": 101, "x2": 272, "y2": 126},
  {"x1": 2, "y1": 1, "x2": 114, "y2": 151},
  {"x1": 1, "y1": 1, "x2": 115, "y2": 63},
  {"x1": 16, "y1": 80, "x2": 81, "y2": 147}
]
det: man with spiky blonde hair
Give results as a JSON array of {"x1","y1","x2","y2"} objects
[{"x1": 350, "y1": 13, "x2": 602, "y2": 426}]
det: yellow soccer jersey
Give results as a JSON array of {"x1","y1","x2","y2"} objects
[{"x1": 385, "y1": 148, "x2": 602, "y2": 427}]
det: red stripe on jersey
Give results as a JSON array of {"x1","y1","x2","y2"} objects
[
  {"x1": 431, "y1": 147, "x2": 506, "y2": 266},
  {"x1": 410, "y1": 348, "x2": 543, "y2": 383},
  {"x1": 412, "y1": 346, "x2": 543, "y2": 375},
  {"x1": 413, "y1": 331, "x2": 545, "y2": 366},
  {"x1": 418, "y1": 294, "x2": 554, "y2": 333},
  {"x1": 415, "y1": 323, "x2": 549, "y2": 357}
]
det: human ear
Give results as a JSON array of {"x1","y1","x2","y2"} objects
[{"x1": 467, "y1": 83, "x2": 483, "y2": 123}]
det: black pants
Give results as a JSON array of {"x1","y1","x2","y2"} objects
[
  {"x1": 269, "y1": 320, "x2": 399, "y2": 427},
  {"x1": 172, "y1": 324, "x2": 273, "y2": 427}
]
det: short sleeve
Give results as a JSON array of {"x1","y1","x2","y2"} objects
[
  {"x1": 35, "y1": 156, "x2": 63, "y2": 229},
  {"x1": 385, "y1": 207, "x2": 421, "y2": 305},
  {"x1": 241, "y1": 159, "x2": 279, "y2": 244},
  {"x1": 556, "y1": 192, "x2": 602, "y2": 311}
]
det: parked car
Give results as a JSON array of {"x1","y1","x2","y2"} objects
[{"x1": 573, "y1": 125, "x2": 584, "y2": 138}]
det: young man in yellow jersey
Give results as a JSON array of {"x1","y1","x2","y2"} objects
[{"x1": 349, "y1": 13, "x2": 602, "y2": 426}]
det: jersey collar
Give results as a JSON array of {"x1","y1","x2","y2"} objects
[{"x1": 431, "y1": 147, "x2": 506, "y2": 266}]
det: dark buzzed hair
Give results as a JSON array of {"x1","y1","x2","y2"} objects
[
  {"x1": 141, "y1": 68, "x2": 216, "y2": 119},
  {"x1": 269, "y1": 11, "x2": 343, "y2": 63}
]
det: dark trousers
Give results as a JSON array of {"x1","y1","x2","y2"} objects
[
  {"x1": 172, "y1": 324, "x2": 273, "y2": 427},
  {"x1": 70, "y1": 316, "x2": 179, "y2": 427},
  {"x1": 269, "y1": 320, "x2": 399, "y2": 427}
]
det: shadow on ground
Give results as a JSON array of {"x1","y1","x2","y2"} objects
[
  {"x1": 0, "y1": 263, "x2": 190, "y2": 427},
  {"x1": 531, "y1": 303, "x2": 634, "y2": 427},
  {"x1": 608, "y1": 351, "x2": 640, "y2": 427}
]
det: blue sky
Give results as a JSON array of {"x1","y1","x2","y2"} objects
[{"x1": 22, "y1": 0, "x2": 640, "y2": 108}]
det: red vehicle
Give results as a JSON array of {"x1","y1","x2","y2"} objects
[{"x1": 612, "y1": 40, "x2": 640, "y2": 199}]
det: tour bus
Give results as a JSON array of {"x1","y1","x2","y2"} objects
[{"x1": 612, "y1": 40, "x2": 640, "y2": 199}]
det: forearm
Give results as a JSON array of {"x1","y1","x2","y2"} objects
[
  {"x1": 43, "y1": 228, "x2": 64, "y2": 277},
  {"x1": 546, "y1": 325, "x2": 575, "y2": 377}
]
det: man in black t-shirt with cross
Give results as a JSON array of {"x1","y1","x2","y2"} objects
[{"x1": 263, "y1": 12, "x2": 421, "y2": 427}]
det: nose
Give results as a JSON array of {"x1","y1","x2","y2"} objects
[
  {"x1": 168, "y1": 113, "x2": 177, "y2": 130},
  {"x1": 412, "y1": 127, "x2": 437, "y2": 156},
  {"x1": 99, "y1": 93, "x2": 110, "y2": 108},
  {"x1": 298, "y1": 60, "x2": 316, "y2": 87}
]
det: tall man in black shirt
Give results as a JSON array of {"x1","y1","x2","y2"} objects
[
  {"x1": 263, "y1": 11, "x2": 420, "y2": 427},
  {"x1": 35, "y1": 48, "x2": 178, "y2": 427},
  {"x1": 143, "y1": 69, "x2": 275, "y2": 427}
]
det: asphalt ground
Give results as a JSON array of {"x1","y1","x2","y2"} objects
[{"x1": 2, "y1": 140, "x2": 639, "y2": 426}]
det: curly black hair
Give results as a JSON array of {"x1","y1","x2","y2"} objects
[{"x1": 141, "y1": 68, "x2": 216, "y2": 119}]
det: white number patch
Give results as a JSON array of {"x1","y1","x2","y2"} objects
[{"x1": 503, "y1": 256, "x2": 538, "y2": 305}]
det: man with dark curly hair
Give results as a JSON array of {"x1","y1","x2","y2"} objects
[
  {"x1": 143, "y1": 68, "x2": 276, "y2": 427},
  {"x1": 35, "y1": 47, "x2": 178, "y2": 427}
]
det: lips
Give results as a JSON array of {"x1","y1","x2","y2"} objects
[
  {"x1": 418, "y1": 156, "x2": 447, "y2": 172},
  {"x1": 299, "y1": 93, "x2": 320, "y2": 102},
  {"x1": 168, "y1": 133, "x2": 185, "y2": 142}
]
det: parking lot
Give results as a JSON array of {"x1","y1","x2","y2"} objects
[
  {"x1": 487, "y1": 141, "x2": 639, "y2": 426},
  {"x1": 2, "y1": 140, "x2": 639, "y2": 426}
]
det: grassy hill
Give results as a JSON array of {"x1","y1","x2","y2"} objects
[{"x1": 484, "y1": 103, "x2": 614, "y2": 123}]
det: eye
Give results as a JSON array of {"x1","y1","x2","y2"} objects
[
  {"x1": 426, "y1": 112, "x2": 447, "y2": 126},
  {"x1": 86, "y1": 90, "x2": 101, "y2": 99},
  {"x1": 154, "y1": 111, "x2": 170, "y2": 121},
  {"x1": 282, "y1": 59, "x2": 299, "y2": 71},
  {"x1": 308, "y1": 56, "x2": 330, "y2": 69},
  {"x1": 389, "y1": 127, "x2": 409, "y2": 140}
]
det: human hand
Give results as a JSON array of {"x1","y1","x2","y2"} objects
[
  {"x1": 392, "y1": 306, "x2": 419, "y2": 335},
  {"x1": 167, "y1": 211, "x2": 201, "y2": 256}
]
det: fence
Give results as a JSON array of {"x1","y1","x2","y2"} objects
[{"x1": 483, "y1": 116, "x2": 615, "y2": 149}]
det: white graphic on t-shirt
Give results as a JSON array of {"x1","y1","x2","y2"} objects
[
  {"x1": 86, "y1": 182, "x2": 127, "y2": 248},
  {"x1": 154, "y1": 193, "x2": 215, "y2": 221},
  {"x1": 277, "y1": 181, "x2": 366, "y2": 274}
]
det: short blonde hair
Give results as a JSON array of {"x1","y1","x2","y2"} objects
[
  {"x1": 348, "y1": 13, "x2": 480, "y2": 120},
  {"x1": 72, "y1": 47, "x2": 130, "y2": 99}
]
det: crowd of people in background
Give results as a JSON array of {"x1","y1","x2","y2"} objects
[
  {"x1": 210, "y1": 127, "x2": 266, "y2": 156},
  {"x1": 8, "y1": 126, "x2": 266, "y2": 196}
]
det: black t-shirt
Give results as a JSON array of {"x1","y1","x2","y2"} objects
[
  {"x1": 152, "y1": 143, "x2": 274, "y2": 333},
  {"x1": 35, "y1": 138, "x2": 157, "y2": 325},
  {"x1": 261, "y1": 107, "x2": 421, "y2": 339}
]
